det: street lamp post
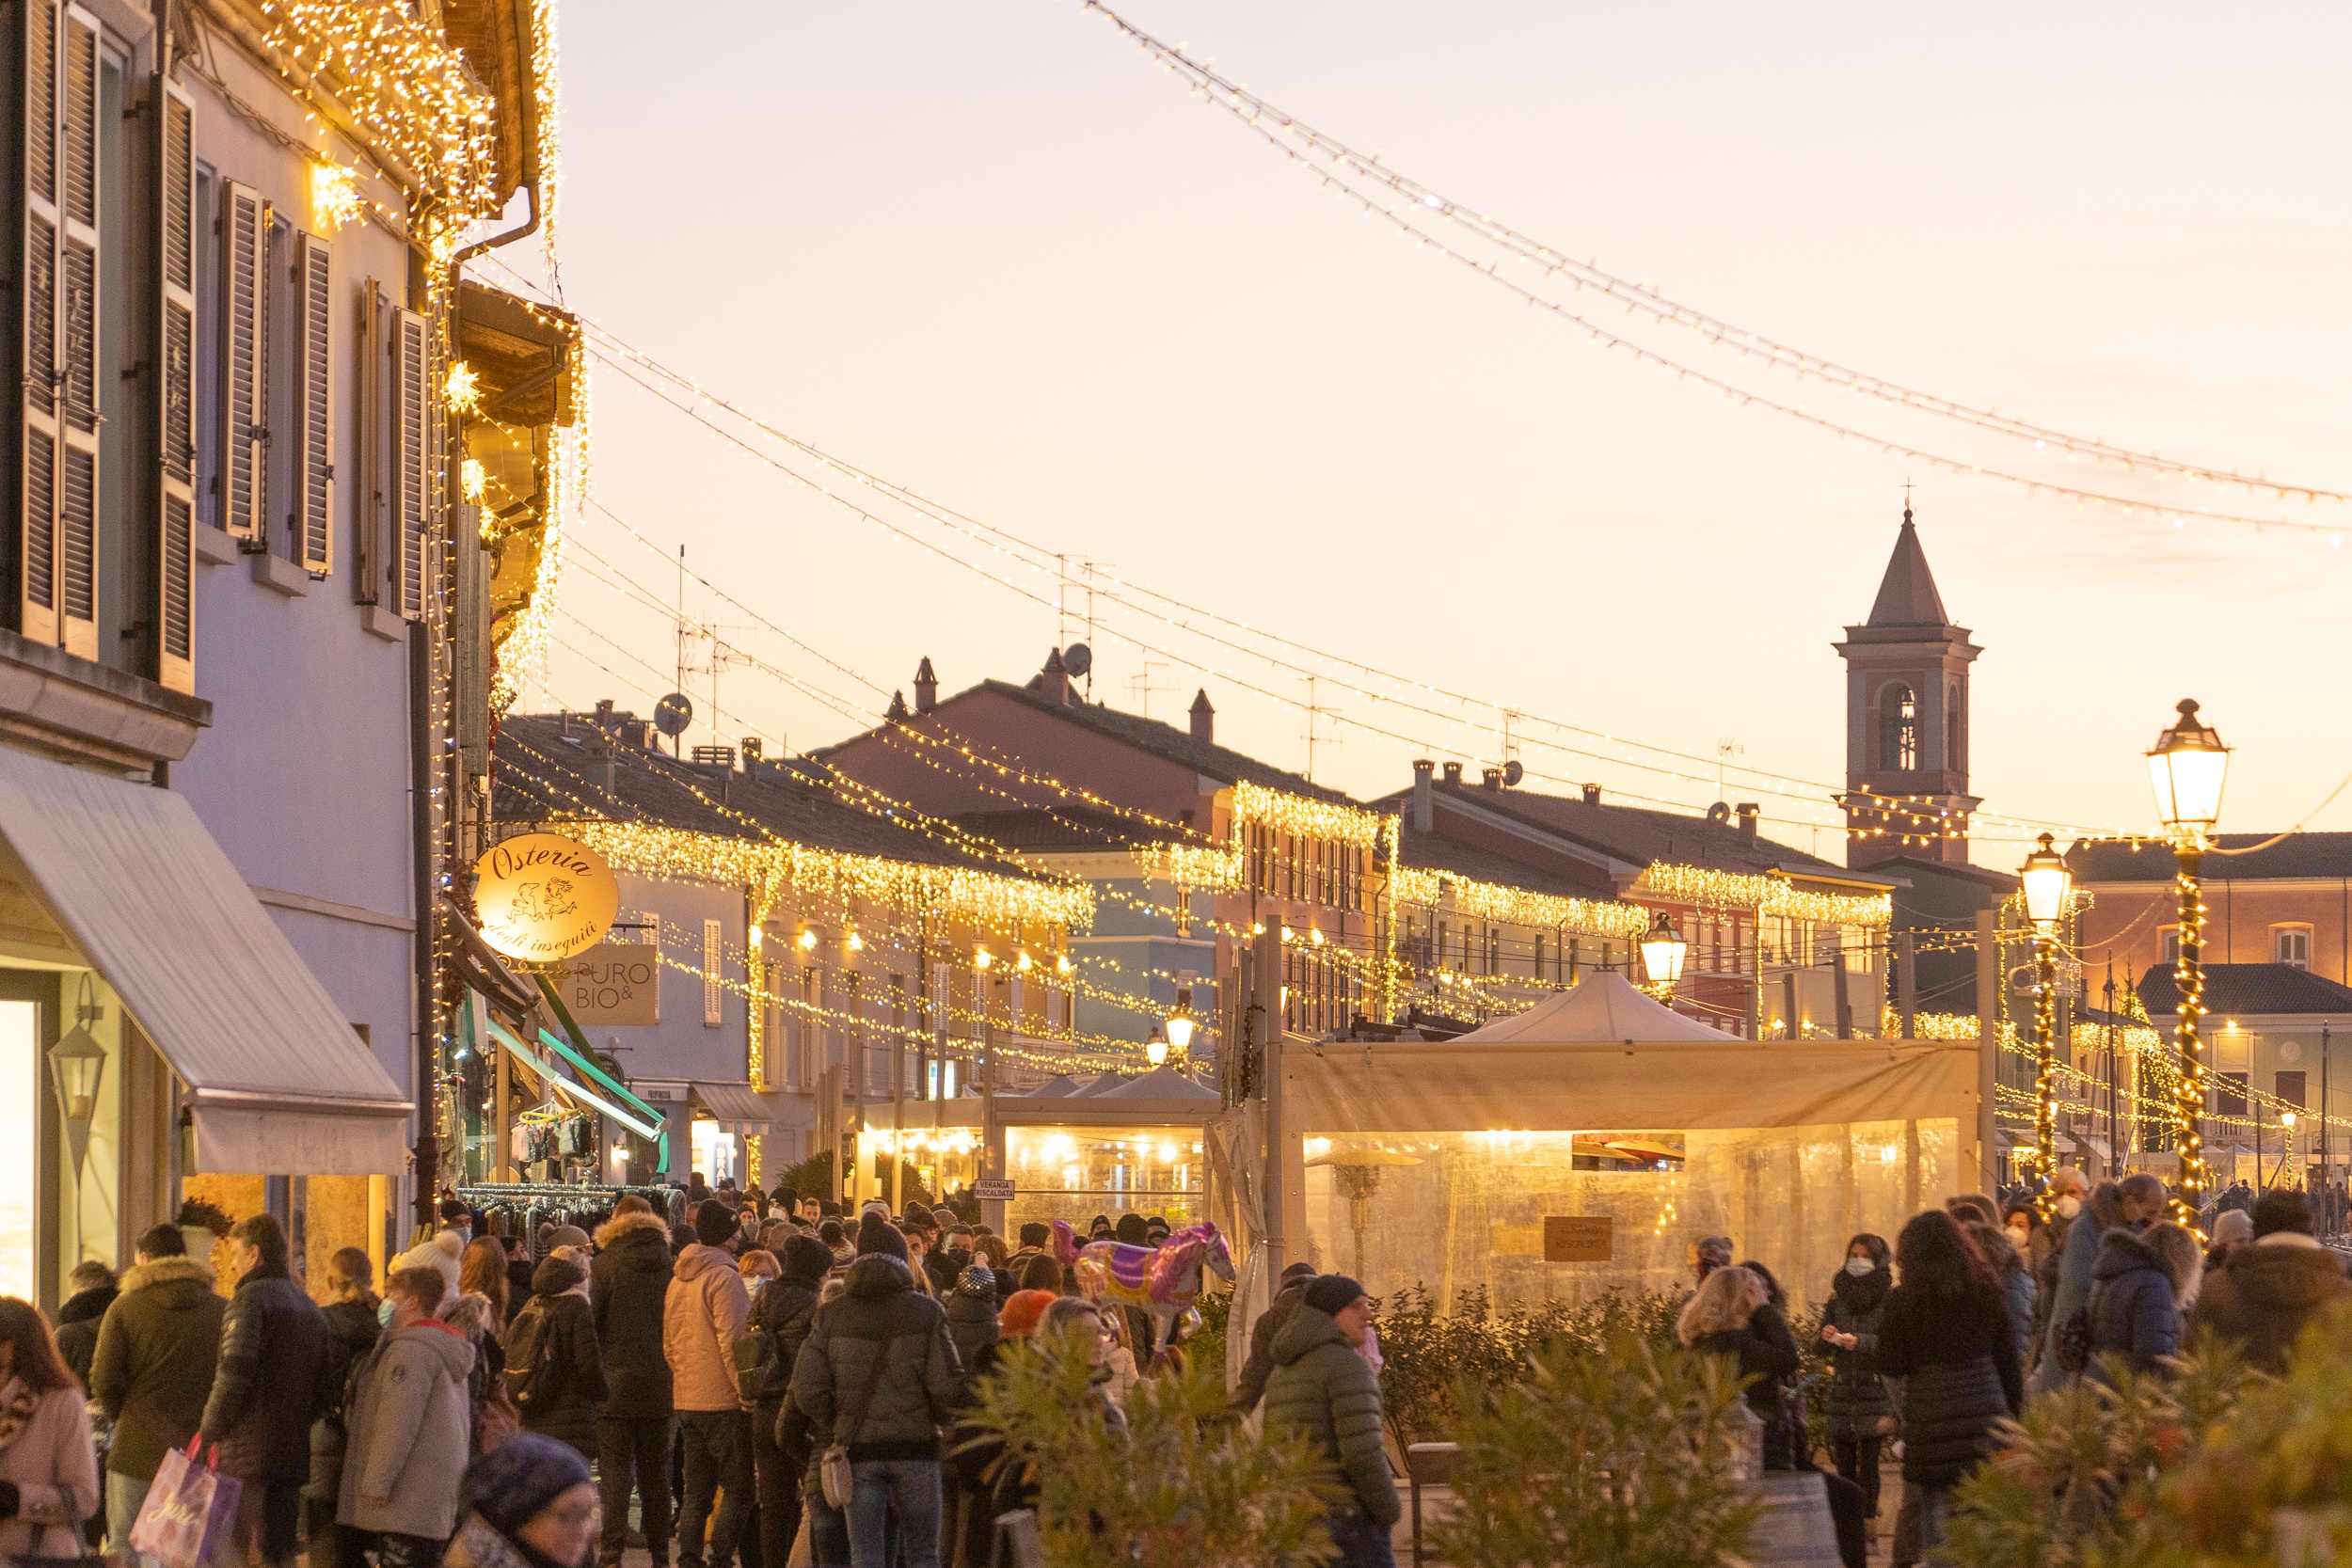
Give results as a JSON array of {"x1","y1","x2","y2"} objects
[
  {"x1": 2020, "y1": 833, "x2": 2074, "y2": 1209},
  {"x1": 2148, "y1": 698, "x2": 2231, "y2": 1222},
  {"x1": 2282, "y1": 1110, "x2": 2298, "y2": 1190},
  {"x1": 1640, "y1": 911, "x2": 1688, "y2": 1005}
]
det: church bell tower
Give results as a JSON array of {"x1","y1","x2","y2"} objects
[{"x1": 1833, "y1": 504, "x2": 1981, "y2": 866}]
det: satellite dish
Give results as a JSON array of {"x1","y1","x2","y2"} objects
[
  {"x1": 1062, "y1": 642, "x2": 1092, "y2": 678},
  {"x1": 1502, "y1": 760, "x2": 1524, "y2": 787},
  {"x1": 653, "y1": 693, "x2": 693, "y2": 738},
  {"x1": 1706, "y1": 801, "x2": 1730, "y2": 824}
]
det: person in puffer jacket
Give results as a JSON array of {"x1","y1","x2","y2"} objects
[
  {"x1": 339, "y1": 1266, "x2": 476, "y2": 1568},
  {"x1": 666, "y1": 1204, "x2": 753, "y2": 1568},
  {"x1": 1868, "y1": 1211, "x2": 2021, "y2": 1557},
  {"x1": 592, "y1": 1196, "x2": 675, "y2": 1568},
  {"x1": 790, "y1": 1216, "x2": 961, "y2": 1568},
  {"x1": 943, "y1": 1260, "x2": 999, "y2": 1373},
  {"x1": 509, "y1": 1252, "x2": 607, "y2": 1458},
  {"x1": 750, "y1": 1235, "x2": 829, "y2": 1568},
  {"x1": 2086, "y1": 1224, "x2": 2182, "y2": 1377},
  {"x1": 1820, "y1": 1234, "x2": 1896, "y2": 1526},
  {"x1": 1262, "y1": 1275, "x2": 1398, "y2": 1568}
]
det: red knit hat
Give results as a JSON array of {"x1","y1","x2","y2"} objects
[{"x1": 999, "y1": 1289, "x2": 1059, "y2": 1338}]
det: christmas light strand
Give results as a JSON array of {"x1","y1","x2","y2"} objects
[{"x1": 1081, "y1": 1, "x2": 2352, "y2": 531}]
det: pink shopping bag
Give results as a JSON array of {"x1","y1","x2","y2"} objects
[{"x1": 128, "y1": 1436, "x2": 244, "y2": 1568}]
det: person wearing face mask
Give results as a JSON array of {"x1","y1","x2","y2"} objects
[
  {"x1": 305, "y1": 1249, "x2": 384, "y2": 1568},
  {"x1": 2001, "y1": 1205, "x2": 2036, "y2": 1263},
  {"x1": 444, "y1": 1433, "x2": 602, "y2": 1568},
  {"x1": 2036, "y1": 1175, "x2": 2165, "y2": 1395},
  {"x1": 340, "y1": 1267, "x2": 477, "y2": 1568},
  {"x1": 2028, "y1": 1167, "x2": 2092, "y2": 1387},
  {"x1": 1820, "y1": 1235, "x2": 1895, "y2": 1529}
]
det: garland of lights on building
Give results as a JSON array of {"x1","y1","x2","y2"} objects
[{"x1": 1635, "y1": 864, "x2": 1893, "y2": 927}]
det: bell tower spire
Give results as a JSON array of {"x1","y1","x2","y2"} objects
[{"x1": 1833, "y1": 500, "x2": 1982, "y2": 866}]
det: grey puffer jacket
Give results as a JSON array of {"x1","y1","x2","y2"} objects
[
  {"x1": 789, "y1": 1254, "x2": 961, "y2": 1461},
  {"x1": 1263, "y1": 1305, "x2": 1399, "y2": 1528},
  {"x1": 338, "y1": 1319, "x2": 475, "y2": 1541}
]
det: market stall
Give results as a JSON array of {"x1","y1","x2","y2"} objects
[{"x1": 1218, "y1": 972, "x2": 1978, "y2": 1315}]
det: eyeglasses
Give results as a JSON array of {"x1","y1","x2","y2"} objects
[{"x1": 548, "y1": 1501, "x2": 602, "y2": 1532}]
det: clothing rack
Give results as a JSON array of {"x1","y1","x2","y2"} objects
[{"x1": 456, "y1": 1181, "x2": 684, "y2": 1259}]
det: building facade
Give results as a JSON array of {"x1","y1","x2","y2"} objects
[{"x1": 1, "y1": 0, "x2": 550, "y2": 1309}]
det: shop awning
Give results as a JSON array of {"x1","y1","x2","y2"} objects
[
  {"x1": 690, "y1": 1081, "x2": 784, "y2": 1133},
  {"x1": 0, "y1": 746, "x2": 409, "y2": 1174},
  {"x1": 483, "y1": 1016, "x2": 663, "y2": 1139}
]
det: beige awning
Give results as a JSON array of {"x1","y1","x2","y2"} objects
[
  {"x1": 691, "y1": 1081, "x2": 783, "y2": 1133},
  {"x1": 0, "y1": 746, "x2": 409, "y2": 1174}
]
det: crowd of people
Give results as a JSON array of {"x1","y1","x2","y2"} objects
[
  {"x1": 0, "y1": 1176, "x2": 1406, "y2": 1568},
  {"x1": 1670, "y1": 1168, "x2": 2352, "y2": 1568}
]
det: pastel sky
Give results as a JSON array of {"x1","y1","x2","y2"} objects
[{"x1": 525, "y1": 2, "x2": 2352, "y2": 863}]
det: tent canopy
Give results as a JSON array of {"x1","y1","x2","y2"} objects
[{"x1": 1453, "y1": 970, "x2": 1727, "y2": 1045}]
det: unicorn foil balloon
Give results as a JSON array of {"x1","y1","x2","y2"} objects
[{"x1": 1052, "y1": 1218, "x2": 1236, "y2": 1358}]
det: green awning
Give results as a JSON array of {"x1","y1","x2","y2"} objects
[{"x1": 485, "y1": 1016, "x2": 663, "y2": 1140}]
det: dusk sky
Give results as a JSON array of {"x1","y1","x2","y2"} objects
[{"x1": 526, "y1": 2, "x2": 2352, "y2": 863}]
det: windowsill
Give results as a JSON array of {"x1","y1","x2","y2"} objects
[
  {"x1": 195, "y1": 525, "x2": 240, "y2": 565},
  {"x1": 250, "y1": 551, "x2": 309, "y2": 596},
  {"x1": 359, "y1": 604, "x2": 410, "y2": 643}
]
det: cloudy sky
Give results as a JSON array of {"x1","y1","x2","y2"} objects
[{"x1": 522, "y1": 1, "x2": 2352, "y2": 862}]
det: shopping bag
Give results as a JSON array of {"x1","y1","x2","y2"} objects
[{"x1": 129, "y1": 1435, "x2": 244, "y2": 1568}]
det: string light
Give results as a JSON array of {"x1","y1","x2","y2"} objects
[
  {"x1": 1389, "y1": 866, "x2": 1648, "y2": 942},
  {"x1": 1636, "y1": 863, "x2": 1893, "y2": 927},
  {"x1": 310, "y1": 160, "x2": 360, "y2": 232},
  {"x1": 1081, "y1": 0, "x2": 2352, "y2": 532}
]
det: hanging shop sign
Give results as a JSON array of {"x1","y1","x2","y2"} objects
[
  {"x1": 1543, "y1": 1215, "x2": 1614, "y2": 1263},
  {"x1": 474, "y1": 833, "x2": 620, "y2": 962},
  {"x1": 557, "y1": 942, "x2": 661, "y2": 1026}
]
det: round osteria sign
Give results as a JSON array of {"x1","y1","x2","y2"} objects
[{"x1": 474, "y1": 833, "x2": 620, "y2": 962}]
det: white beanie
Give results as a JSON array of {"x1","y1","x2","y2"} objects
[{"x1": 393, "y1": 1228, "x2": 465, "y2": 1295}]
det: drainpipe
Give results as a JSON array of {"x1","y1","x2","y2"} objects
[{"x1": 414, "y1": 183, "x2": 542, "y2": 1227}]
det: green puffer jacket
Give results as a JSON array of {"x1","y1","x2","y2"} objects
[{"x1": 1263, "y1": 1306, "x2": 1399, "y2": 1528}]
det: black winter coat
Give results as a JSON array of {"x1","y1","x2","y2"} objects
[
  {"x1": 790, "y1": 1254, "x2": 962, "y2": 1462},
  {"x1": 2087, "y1": 1227, "x2": 2181, "y2": 1376},
  {"x1": 1822, "y1": 1267, "x2": 1895, "y2": 1443},
  {"x1": 1870, "y1": 1284, "x2": 2022, "y2": 1488},
  {"x1": 943, "y1": 1268, "x2": 1000, "y2": 1374},
  {"x1": 591, "y1": 1211, "x2": 675, "y2": 1418},
  {"x1": 1691, "y1": 1305, "x2": 1804, "y2": 1469},
  {"x1": 510, "y1": 1258, "x2": 607, "y2": 1457},
  {"x1": 308, "y1": 1298, "x2": 384, "y2": 1497},
  {"x1": 53, "y1": 1285, "x2": 117, "y2": 1388},
  {"x1": 749, "y1": 1274, "x2": 823, "y2": 1405},
  {"x1": 201, "y1": 1268, "x2": 331, "y2": 1483}
]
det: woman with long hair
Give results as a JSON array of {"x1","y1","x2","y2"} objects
[
  {"x1": 0, "y1": 1297, "x2": 100, "y2": 1560},
  {"x1": 454, "y1": 1237, "x2": 513, "y2": 1452},
  {"x1": 1873, "y1": 1210, "x2": 2023, "y2": 1552}
]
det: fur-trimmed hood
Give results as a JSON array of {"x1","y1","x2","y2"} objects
[
  {"x1": 121, "y1": 1254, "x2": 215, "y2": 1293},
  {"x1": 444, "y1": 1290, "x2": 500, "y2": 1345},
  {"x1": 596, "y1": 1209, "x2": 670, "y2": 1250}
]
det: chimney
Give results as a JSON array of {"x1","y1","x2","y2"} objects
[
  {"x1": 1736, "y1": 802, "x2": 1759, "y2": 839},
  {"x1": 1190, "y1": 688, "x2": 1215, "y2": 743},
  {"x1": 1442, "y1": 762, "x2": 1463, "y2": 786},
  {"x1": 886, "y1": 690, "x2": 910, "y2": 721},
  {"x1": 1581, "y1": 783, "x2": 1602, "y2": 806},
  {"x1": 594, "y1": 698, "x2": 614, "y2": 726},
  {"x1": 1037, "y1": 647, "x2": 1072, "y2": 706},
  {"x1": 914, "y1": 657, "x2": 937, "y2": 715},
  {"x1": 1410, "y1": 759, "x2": 1435, "y2": 832},
  {"x1": 1481, "y1": 768, "x2": 1502, "y2": 791},
  {"x1": 741, "y1": 737, "x2": 764, "y2": 768}
]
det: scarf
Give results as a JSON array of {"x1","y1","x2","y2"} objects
[
  {"x1": 1833, "y1": 1263, "x2": 1891, "y2": 1315},
  {"x1": 0, "y1": 1378, "x2": 41, "y2": 1451}
]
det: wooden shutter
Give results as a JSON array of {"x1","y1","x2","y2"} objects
[
  {"x1": 389, "y1": 306, "x2": 427, "y2": 618},
  {"x1": 153, "y1": 79, "x2": 196, "y2": 691},
  {"x1": 289, "y1": 232, "x2": 331, "y2": 573},
  {"x1": 353, "y1": 280, "x2": 381, "y2": 603},
  {"x1": 702, "y1": 919, "x2": 723, "y2": 1026},
  {"x1": 216, "y1": 181, "x2": 267, "y2": 542},
  {"x1": 54, "y1": 5, "x2": 97, "y2": 659}
]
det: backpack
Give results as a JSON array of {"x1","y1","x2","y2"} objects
[{"x1": 503, "y1": 1301, "x2": 565, "y2": 1412}]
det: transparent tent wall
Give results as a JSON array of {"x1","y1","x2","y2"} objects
[{"x1": 1303, "y1": 1119, "x2": 1957, "y2": 1315}]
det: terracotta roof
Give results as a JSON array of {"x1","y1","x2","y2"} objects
[
  {"x1": 2134, "y1": 962, "x2": 2352, "y2": 1019},
  {"x1": 1376, "y1": 781, "x2": 1879, "y2": 884},
  {"x1": 2070, "y1": 832, "x2": 2352, "y2": 884},
  {"x1": 1865, "y1": 512, "x2": 1951, "y2": 628},
  {"x1": 1394, "y1": 823, "x2": 1619, "y2": 901},
  {"x1": 493, "y1": 711, "x2": 1028, "y2": 877},
  {"x1": 818, "y1": 678, "x2": 1355, "y2": 805}
]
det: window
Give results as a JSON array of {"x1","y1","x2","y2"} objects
[
  {"x1": 2277, "y1": 1070, "x2": 2307, "y2": 1109},
  {"x1": 1879, "y1": 685, "x2": 1917, "y2": 771},
  {"x1": 2161, "y1": 927, "x2": 2181, "y2": 965},
  {"x1": 702, "y1": 919, "x2": 723, "y2": 1026},
  {"x1": 2275, "y1": 926, "x2": 2312, "y2": 970}
]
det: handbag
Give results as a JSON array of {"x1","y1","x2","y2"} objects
[
  {"x1": 130, "y1": 1436, "x2": 244, "y2": 1568},
  {"x1": 819, "y1": 1334, "x2": 905, "y2": 1510}
]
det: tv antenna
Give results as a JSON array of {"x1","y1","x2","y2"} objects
[
  {"x1": 1301, "y1": 674, "x2": 1341, "y2": 782},
  {"x1": 1128, "y1": 657, "x2": 1171, "y2": 720},
  {"x1": 1717, "y1": 737, "x2": 1745, "y2": 801}
]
